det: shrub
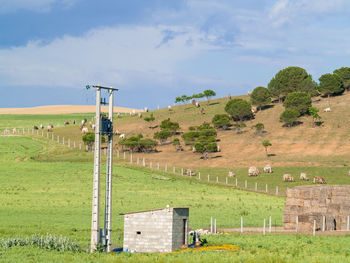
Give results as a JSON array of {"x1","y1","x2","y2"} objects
[
  {"x1": 119, "y1": 136, "x2": 158, "y2": 152},
  {"x1": 172, "y1": 138, "x2": 180, "y2": 146},
  {"x1": 280, "y1": 109, "x2": 300, "y2": 127},
  {"x1": 225, "y1": 99, "x2": 253, "y2": 121},
  {"x1": 212, "y1": 114, "x2": 230, "y2": 129},
  {"x1": 283, "y1": 92, "x2": 312, "y2": 115},
  {"x1": 160, "y1": 119, "x2": 180, "y2": 133},
  {"x1": 182, "y1": 131, "x2": 200, "y2": 145},
  {"x1": 250, "y1": 86, "x2": 271, "y2": 110},
  {"x1": 144, "y1": 113, "x2": 155, "y2": 122},
  {"x1": 153, "y1": 129, "x2": 172, "y2": 143}
]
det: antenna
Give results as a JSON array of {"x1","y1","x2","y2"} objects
[{"x1": 88, "y1": 85, "x2": 118, "y2": 253}]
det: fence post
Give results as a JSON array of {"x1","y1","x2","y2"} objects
[
  {"x1": 130, "y1": 154, "x2": 133, "y2": 164},
  {"x1": 208, "y1": 174, "x2": 210, "y2": 182},
  {"x1": 347, "y1": 216, "x2": 349, "y2": 231},
  {"x1": 263, "y1": 219, "x2": 266, "y2": 235},
  {"x1": 322, "y1": 216, "x2": 325, "y2": 232},
  {"x1": 181, "y1": 168, "x2": 183, "y2": 176},
  {"x1": 210, "y1": 217, "x2": 213, "y2": 233},
  {"x1": 137, "y1": 158, "x2": 139, "y2": 165},
  {"x1": 296, "y1": 216, "x2": 298, "y2": 233},
  {"x1": 313, "y1": 220, "x2": 316, "y2": 236},
  {"x1": 214, "y1": 219, "x2": 217, "y2": 234},
  {"x1": 117, "y1": 150, "x2": 120, "y2": 158},
  {"x1": 142, "y1": 157, "x2": 145, "y2": 167},
  {"x1": 150, "y1": 162, "x2": 152, "y2": 169},
  {"x1": 216, "y1": 176, "x2": 219, "y2": 183},
  {"x1": 226, "y1": 177, "x2": 228, "y2": 185},
  {"x1": 241, "y1": 216, "x2": 243, "y2": 233},
  {"x1": 68, "y1": 138, "x2": 70, "y2": 148},
  {"x1": 189, "y1": 170, "x2": 192, "y2": 177},
  {"x1": 165, "y1": 164, "x2": 168, "y2": 172},
  {"x1": 62, "y1": 137, "x2": 65, "y2": 145},
  {"x1": 265, "y1": 184, "x2": 268, "y2": 193},
  {"x1": 198, "y1": 172, "x2": 201, "y2": 180},
  {"x1": 269, "y1": 216, "x2": 272, "y2": 233},
  {"x1": 86, "y1": 145, "x2": 88, "y2": 151},
  {"x1": 79, "y1": 143, "x2": 82, "y2": 150},
  {"x1": 173, "y1": 167, "x2": 175, "y2": 174},
  {"x1": 245, "y1": 180, "x2": 247, "y2": 189},
  {"x1": 123, "y1": 152, "x2": 126, "y2": 160},
  {"x1": 157, "y1": 163, "x2": 160, "y2": 170},
  {"x1": 255, "y1": 182, "x2": 257, "y2": 191},
  {"x1": 275, "y1": 186, "x2": 278, "y2": 196},
  {"x1": 37, "y1": 130, "x2": 39, "y2": 135},
  {"x1": 235, "y1": 178, "x2": 238, "y2": 187}
]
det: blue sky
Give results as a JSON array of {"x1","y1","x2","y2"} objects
[{"x1": 1, "y1": 0, "x2": 350, "y2": 109}]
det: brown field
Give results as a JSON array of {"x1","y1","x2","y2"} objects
[{"x1": 0, "y1": 105, "x2": 142, "y2": 114}]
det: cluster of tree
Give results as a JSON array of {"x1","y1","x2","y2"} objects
[
  {"x1": 153, "y1": 119, "x2": 180, "y2": 144},
  {"x1": 175, "y1": 90, "x2": 216, "y2": 104},
  {"x1": 119, "y1": 134, "x2": 158, "y2": 153},
  {"x1": 182, "y1": 122, "x2": 218, "y2": 153},
  {"x1": 225, "y1": 98, "x2": 253, "y2": 121}
]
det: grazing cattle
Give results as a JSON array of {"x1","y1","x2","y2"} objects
[
  {"x1": 138, "y1": 112, "x2": 142, "y2": 118},
  {"x1": 130, "y1": 110, "x2": 136, "y2": 116},
  {"x1": 119, "y1": 134, "x2": 125, "y2": 139},
  {"x1": 91, "y1": 124, "x2": 96, "y2": 130},
  {"x1": 64, "y1": 121, "x2": 69, "y2": 126},
  {"x1": 185, "y1": 168, "x2": 195, "y2": 176},
  {"x1": 191, "y1": 100, "x2": 196, "y2": 106},
  {"x1": 248, "y1": 90, "x2": 251, "y2": 96},
  {"x1": 283, "y1": 174, "x2": 295, "y2": 182},
  {"x1": 40, "y1": 124, "x2": 44, "y2": 129},
  {"x1": 227, "y1": 94, "x2": 231, "y2": 100},
  {"x1": 72, "y1": 120, "x2": 76, "y2": 125},
  {"x1": 248, "y1": 166, "x2": 260, "y2": 176},
  {"x1": 263, "y1": 164, "x2": 272, "y2": 173},
  {"x1": 79, "y1": 124, "x2": 84, "y2": 130},
  {"x1": 89, "y1": 121, "x2": 93, "y2": 128},
  {"x1": 313, "y1": 176, "x2": 326, "y2": 184},
  {"x1": 115, "y1": 129, "x2": 121, "y2": 135},
  {"x1": 12, "y1": 128, "x2": 17, "y2": 134},
  {"x1": 82, "y1": 118, "x2": 87, "y2": 126},
  {"x1": 195, "y1": 102, "x2": 200, "y2": 108},
  {"x1": 4, "y1": 128, "x2": 9, "y2": 134},
  {"x1": 33, "y1": 126, "x2": 39, "y2": 130},
  {"x1": 324, "y1": 107, "x2": 331, "y2": 112},
  {"x1": 168, "y1": 105, "x2": 172, "y2": 111},
  {"x1": 144, "y1": 107, "x2": 149, "y2": 112},
  {"x1": 300, "y1": 173, "x2": 309, "y2": 181},
  {"x1": 47, "y1": 124, "x2": 53, "y2": 132},
  {"x1": 228, "y1": 171, "x2": 235, "y2": 177},
  {"x1": 117, "y1": 112, "x2": 121, "y2": 118},
  {"x1": 251, "y1": 106, "x2": 258, "y2": 114},
  {"x1": 200, "y1": 108, "x2": 205, "y2": 115},
  {"x1": 81, "y1": 127, "x2": 89, "y2": 134}
]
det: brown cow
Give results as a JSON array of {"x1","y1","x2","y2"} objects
[{"x1": 313, "y1": 176, "x2": 326, "y2": 184}]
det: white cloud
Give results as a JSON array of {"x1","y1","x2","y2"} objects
[
  {"x1": 0, "y1": 25, "x2": 218, "y2": 89},
  {"x1": 0, "y1": 0, "x2": 79, "y2": 13}
]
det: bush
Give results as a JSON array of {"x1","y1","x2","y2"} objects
[
  {"x1": 82, "y1": 132, "x2": 106, "y2": 150},
  {"x1": 250, "y1": 86, "x2": 271, "y2": 110},
  {"x1": 225, "y1": 99, "x2": 253, "y2": 121},
  {"x1": 199, "y1": 128, "x2": 217, "y2": 137},
  {"x1": 144, "y1": 113, "x2": 155, "y2": 122},
  {"x1": 283, "y1": 92, "x2": 312, "y2": 115},
  {"x1": 212, "y1": 114, "x2": 230, "y2": 129},
  {"x1": 119, "y1": 136, "x2": 158, "y2": 152},
  {"x1": 172, "y1": 138, "x2": 180, "y2": 146},
  {"x1": 280, "y1": 109, "x2": 300, "y2": 127},
  {"x1": 182, "y1": 131, "x2": 200, "y2": 145},
  {"x1": 160, "y1": 119, "x2": 180, "y2": 133},
  {"x1": 153, "y1": 129, "x2": 172, "y2": 143}
]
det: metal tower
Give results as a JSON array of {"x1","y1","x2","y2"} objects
[{"x1": 87, "y1": 85, "x2": 118, "y2": 252}]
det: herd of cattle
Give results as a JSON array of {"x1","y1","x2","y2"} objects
[
  {"x1": 184, "y1": 165, "x2": 330, "y2": 184},
  {"x1": 30, "y1": 118, "x2": 94, "y2": 134}
]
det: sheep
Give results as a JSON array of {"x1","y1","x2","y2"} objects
[
  {"x1": 313, "y1": 176, "x2": 326, "y2": 184},
  {"x1": 72, "y1": 120, "x2": 76, "y2": 125},
  {"x1": 248, "y1": 90, "x2": 251, "y2": 95},
  {"x1": 47, "y1": 124, "x2": 53, "y2": 132},
  {"x1": 263, "y1": 164, "x2": 272, "y2": 173},
  {"x1": 89, "y1": 121, "x2": 93, "y2": 128},
  {"x1": 82, "y1": 118, "x2": 87, "y2": 126},
  {"x1": 195, "y1": 102, "x2": 200, "y2": 108},
  {"x1": 251, "y1": 106, "x2": 258, "y2": 113},
  {"x1": 248, "y1": 166, "x2": 260, "y2": 176},
  {"x1": 40, "y1": 124, "x2": 44, "y2": 129},
  {"x1": 12, "y1": 128, "x2": 17, "y2": 134},
  {"x1": 324, "y1": 107, "x2": 331, "y2": 112},
  {"x1": 91, "y1": 124, "x2": 96, "y2": 130},
  {"x1": 283, "y1": 174, "x2": 295, "y2": 182},
  {"x1": 300, "y1": 173, "x2": 309, "y2": 181},
  {"x1": 81, "y1": 127, "x2": 89, "y2": 134},
  {"x1": 33, "y1": 126, "x2": 39, "y2": 130},
  {"x1": 119, "y1": 134, "x2": 125, "y2": 139},
  {"x1": 168, "y1": 105, "x2": 172, "y2": 111},
  {"x1": 185, "y1": 169, "x2": 195, "y2": 176},
  {"x1": 228, "y1": 171, "x2": 235, "y2": 177},
  {"x1": 138, "y1": 112, "x2": 142, "y2": 118},
  {"x1": 227, "y1": 94, "x2": 231, "y2": 100},
  {"x1": 64, "y1": 121, "x2": 69, "y2": 126},
  {"x1": 144, "y1": 107, "x2": 149, "y2": 112},
  {"x1": 130, "y1": 110, "x2": 136, "y2": 116},
  {"x1": 200, "y1": 108, "x2": 205, "y2": 115},
  {"x1": 117, "y1": 112, "x2": 121, "y2": 118},
  {"x1": 115, "y1": 129, "x2": 121, "y2": 135},
  {"x1": 191, "y1": 100, "x2": 196, "y2": 105}
]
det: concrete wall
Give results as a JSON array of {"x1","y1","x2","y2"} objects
[
  {"x1": 283, "y1": 186, "x2": 350, "y2": 232},
  {"x1": 123, "y1": 208, "x2": 189, "y2": 253}
]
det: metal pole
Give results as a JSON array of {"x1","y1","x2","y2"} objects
[
  {"x1": 104, "y1": 89, "x2": 114, "y2": 253},
  {"x1": 91, "y1": 88, "x2": 101, "y2": 252}
]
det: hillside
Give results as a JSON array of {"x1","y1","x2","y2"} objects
[{"x1": 113, "y1": 92, "x2": 350, "y2": 168}]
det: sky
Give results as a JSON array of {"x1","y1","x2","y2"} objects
[{"x1": 1, "y1": 0, "x2": 350, "y2": 109}]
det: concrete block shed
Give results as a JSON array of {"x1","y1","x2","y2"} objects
[
  {"x1": 122, "y1": 207, "x2": 189, "y2": 253},
  {"x1": 283, "y1": 186, "x2": 350, "y2": 232}
]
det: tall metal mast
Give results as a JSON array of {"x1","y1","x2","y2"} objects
[{"x1": 87, "y1": 85, "x2": 118, "y2": 252}]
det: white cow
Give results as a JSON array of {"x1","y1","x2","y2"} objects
[
  {"x1": 248, "y1": 166, "x2": 260, "y2": 176},
  {"x1": 119, "y1": 134, "x2": 125, "y2": 139},
  {"x1": 324, "y1": 107, "x2": 331, "y2": 112},
  {"x1": 168, "y1": 105, "x2": 172, "y2": 111},
  {"x1": 81, "y1": 127, "x2": 88, "y2": 134},
  {"x1": 263, "y1": 164, "x2": 272, "y2": 173}
]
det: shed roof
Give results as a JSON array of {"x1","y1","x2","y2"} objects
[{"x1": 121, "y1": 207, "x2": 189, "y2": 215}]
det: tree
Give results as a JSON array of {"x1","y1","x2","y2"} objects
[
  {"x1": 283, "y1": 92, "x2": 312, "y2": 115},
  {"x1": 203, "y1": 89, "x2": 216, "y2": 104},
  {"x1": 175, "y1": 96, "x2": 184, "y2": 104},
  {"x1": 82, "y1": 132, "x2": 106, "y2": 151},
  {"x1": 153, "y1": 129, "x2": 172, "y2": 144},
  {"x1": 268, "y1": 67, "x2": 316, "y2": 101},
  {"x1": 309, "y1": 107, "x2": 321, "y2": 127},
  {"x1": 233, "y1": 122, "x2": 246, "y2": 134},
  {"x1": 212, "y1": 114, "x2": 230, "y2": 130},
  {"x1": 262, "y1": 140, "x2": 272, "y2": 157},
  {"x1": 119, "y1": 136, "x2": 158, "y2": 152},
  {"x1": 318, "y1": 73, "x2": 344, "y2": 105},
  {"x1": 250, "y1": 86, "x2": 271, "y2": 111},
  {"x1": 160, "y1": 119, "x2": 180, "y2": 133},
  {"x1": 333, "y1": 67, "x2": 350, "y2": 92},
  {"x1": 254, "y1": 123, "x2": 265, "y2": 136},
  {"x1": 280, "y1": 109, "x2": 300, "y2": 127},
  {"x1": 192, "y1": 93, "x2": 205, "y2": 99},
  {"x1": 225, "y1": 99, "x2": 253, "y2": 121},
  {"x1": 144, "y1": 113, "x2": 155, "y2": 125}
]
